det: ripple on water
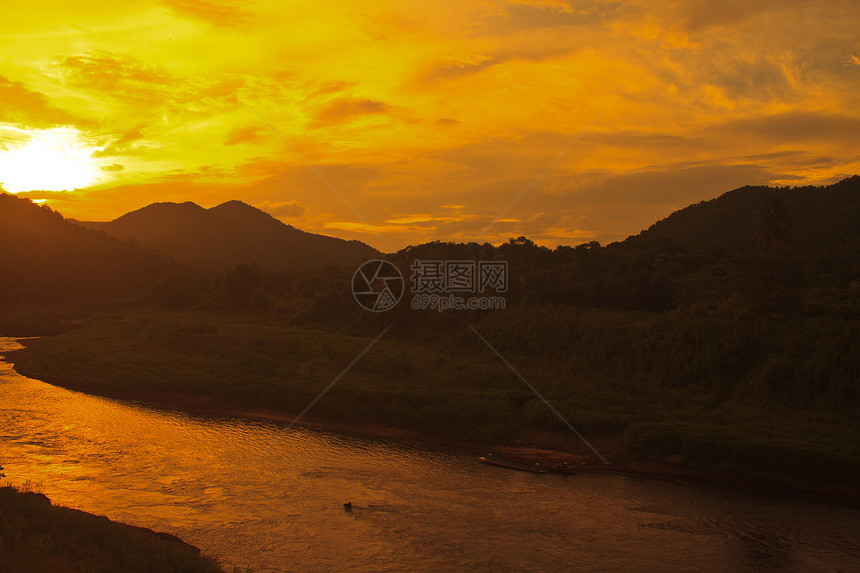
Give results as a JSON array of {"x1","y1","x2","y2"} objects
[{"x1": 1, "y1": 337, "x2": 859, "y2": 572}]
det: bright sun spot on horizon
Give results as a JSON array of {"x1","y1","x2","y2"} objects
[{"x1": 0, "y1": 127, "x2": 101, "y2": 193}]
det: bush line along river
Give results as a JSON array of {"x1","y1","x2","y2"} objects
[{"x1": 10, "y1": 309, "x2": 860, "y2": 493}]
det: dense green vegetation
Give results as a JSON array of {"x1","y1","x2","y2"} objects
[
  {"x1": 14, "y1": 310, "x2": 521, "y2": 444},
  {"x1": 14, "y1": 304, "x2": 859, "y2": 489},
  {"x1": 0, "y1": 483, "x2": 223, "y2": 573},
  {"x1": 4, "y1": 176, "x2": 860, "y2": 490}
]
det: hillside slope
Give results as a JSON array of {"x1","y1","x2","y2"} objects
[
  {"x1": 82, "y1": 200, "x2": 380, "y2": 271},
  {"x1": 0, "y1": 193, "x2": 177, "y2": 306},
  {"x1": 620, "y1": 175, "x2": 860, "y2": 277}
]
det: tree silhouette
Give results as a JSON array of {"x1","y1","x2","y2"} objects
[
  {"x1": 753, "y1": 192, "x2": 791, "y2": 333},
  {"x1": 754, "y1": 192, "x2": 790, "y2": 255},
  {"x1": 225, "y1": 262, "x2": 262, "y2": 305}
]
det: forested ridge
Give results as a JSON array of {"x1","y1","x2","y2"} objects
[{"x1": 4, "y1": 178, "x2": 859, "y2": 489}]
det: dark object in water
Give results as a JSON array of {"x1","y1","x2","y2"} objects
[
  {"x1": 546, "y1": 462, "x2": 577, "y2": 475},
  {"x1": 343, "y1": 501, "x2": 352, "y2": 511},
  {"x1": 479, "y1": 456, "x2": 548, "y2": 474}
]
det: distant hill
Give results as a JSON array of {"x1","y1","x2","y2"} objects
[
  {"x1": 0, "y1": 192, "x2": 180, "y2": 333},
  {"x1": 376, "y1": 176, "x2": 860, "y2": 312},
  {"x1": 621, "y1": 176, "x2": 860, "y2": 262},
  {"x1": 614, "y1": 175, "x2": 860, "y2": 289},
  {"x1": 81, "y1": 200, "x2": 380, "y2": 272},
  {"x1": 4, "y1": 177, "x2": 857, "y2": 331}
]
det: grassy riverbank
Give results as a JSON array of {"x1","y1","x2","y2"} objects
[
  {"x1": 0, "y1": 485, "x2": 223, "y2": 573},
  {"x1": 6, "y1": 307, "x2": 859, "y2": 498}
]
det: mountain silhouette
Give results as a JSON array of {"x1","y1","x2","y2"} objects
[
  {"x1": 622, "y1": 175, "x2": 860, "y2": 261},
  {"x1": 4, "y1": 176, "x2": 857, "y2": 331},
  {"x1": 376, "y1": 176, "x2": 860, "y2": 313},
  {"x1": 0, "y1": 192, "x2": 180, "y2": 332},
  {"x1": 81, "y1": 200, "x2": 380, "y2": 272}
]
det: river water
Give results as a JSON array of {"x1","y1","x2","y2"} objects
[{"x1": 1, "y1": 338, "x2": 858, "y2": 572}]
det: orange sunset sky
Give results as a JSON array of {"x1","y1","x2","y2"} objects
[{"x1": 1, "y1": 0, "x2": 859, "y2": 251}]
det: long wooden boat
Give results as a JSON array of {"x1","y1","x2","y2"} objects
[
  {"x1": 479, "y1": 456, "x2": 548, "y2": 473},
  {"x1": 545, "y1": 463, "x2": 578, "y2": 476}
]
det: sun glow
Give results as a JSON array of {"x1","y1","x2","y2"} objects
[{"x1": 0, "y1": 127, "x2": 101, "y2": 193}]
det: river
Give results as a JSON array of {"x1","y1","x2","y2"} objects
[{"x1": 1, "y1": 338, "x2": 858, "y2": 572}]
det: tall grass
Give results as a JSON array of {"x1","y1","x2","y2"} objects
[
  {"x1": 12, "y1": 305, "x2": 860, "y2": 487},
  {"x1": 0, "y1": 485, "x2": 224, "y2": 573}
]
